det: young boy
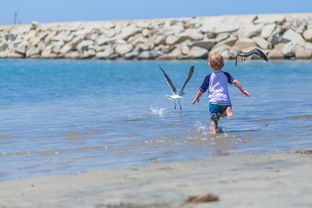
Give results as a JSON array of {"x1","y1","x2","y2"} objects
[{"x1": 192, "y1": 53, "x2": 249, "y2": 134}]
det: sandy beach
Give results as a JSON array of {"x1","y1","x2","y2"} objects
[{"x1": 0, "y1": 148, "x2": 311, "y2": 208}]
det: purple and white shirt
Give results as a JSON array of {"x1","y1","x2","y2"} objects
[{"x1": 199, "y1": 71, "x2": 234, "y2": 106}]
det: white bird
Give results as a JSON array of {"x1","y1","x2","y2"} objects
[{"x1": 159, "y1": 65, "x2": 194, "y2": 110}]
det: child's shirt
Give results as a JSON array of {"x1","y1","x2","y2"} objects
[{"x1": 199, "y1": 71, "x2": 234, "y2": 106}]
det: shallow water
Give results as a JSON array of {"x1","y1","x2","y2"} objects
[{"x1": 0, "y1": 59, "x2": 311, "y2": 180}]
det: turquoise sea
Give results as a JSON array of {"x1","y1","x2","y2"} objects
[{"x1": 0, "y1": 59, "x2": 311, "y2": 181}]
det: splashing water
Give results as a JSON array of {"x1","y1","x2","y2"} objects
[{"x1": 150, "y1": 106, "x2": 166, "y2": 117}]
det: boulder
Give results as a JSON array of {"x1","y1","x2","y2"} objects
[
  {"x1": 295, "y1": 47, "x2": 312, "y2": 59},
  {"x1": 254, "y1": 14, "x2": 285, "y2": 25},
  {"x1": 7, "y1": 52, "x2": 24, "y2": 58},
  {"x1": 260, "y1": 24, "x2": 276, "y2": 39},
  {"x1": 234, "y1": 38, "x2": 257, "y2": 50},
  {"x1": 119, "y1": 26, "x2": 141, "y2": 40},
  {"x1": 60, "y1": 44, "x2": 73, "y2": 54},
  {"x1": 95, "y1": 46, "x2": 115, "y2": 59},
  {"x1": 183, "y1": 28, "x2": 204, "y2": 40},
  {"x1": 237, "y1": 24, "x2": 262, "y2": 38},
  {"x1": 138, "y1": 51, "x2": 161, "y2": 59},
  {"x1": 96, "y1": 37, "x2": 116, "y2": 46},
  {"x1": 165, "y1": 35, "x2": 176, "y2": 45},
  {"x1": 214, "y1": 36, "x2": 237, "y2": 48},
  {"x1": 180, "y1": 43, "x2": 191, "y2": 55},
  {"x1": 189, "y1": 46, "x2": 208, "y2": 58},
  {"x1": 26, "y1": 47, "x2": 40, "y2": 58},
  {"x1": 215, "y1": 33, "x2": 229, "y2": 43},
  {"x1": 0, "y1": 43, "x2": 9, "y2": 52},
  {"x1": 64, "y1": 51, "x2": 80, "y2": 59},
  {"x1": 281, "y1": 29, "x2": 305, "y2": 44},
  {"x1": 155, "y1": 35, "x2": 166, "y2": 45},
  {"x1": 215, "y1": 24, "x2": 240, "y2": 34},
  {"x1": 76, "y1": 40, "x2": 94, "y2": 51},
  {"x1": 41, "y1": 46, "x2": 54, "y2": 58},
  {"x1": 296, "y1": 22, "x2": 307, "y2": 34},
  {"x1": 125, "y1": 51, "x2": 139, "y2": 59},
  {"x1": 191, "y1": 40, "x2": 216, "y2": 50},
  {"x1": 115, "y1": 44, "x2": 133, "y2": 55},
  {"x1": 80, "y1": 50, "x2": 96, "y2": 59},
  {"x1": 281, "y1": 42, "x2": 297, "y2": 58},
  {"x1": 303, "y1": 29, "x2": 312, "y2": 41},
  {"x1": 15, "y1": 44, "x2": 27, "y2": 55},
  {"x1": 268, "y1": 49, "x2": 283, "y2": 59},
  {"x1": 253, "y1": 37, "x2": 270, "y2": 49}
]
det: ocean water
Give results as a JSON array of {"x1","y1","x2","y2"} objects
[{"x1": 0, "y1": 59, "x2": 311, "y2": 181}]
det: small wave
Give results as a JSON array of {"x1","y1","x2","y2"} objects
[
  {"x1": 127, "y1": 113, "x2": 141, "y2": 121},
  {"x1": 150, "y1": 106, "x2": 166, "y2": 117}
]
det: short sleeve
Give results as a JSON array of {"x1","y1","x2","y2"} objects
[
  {"x1": 223, "y1": 72, "x2": 234, "y2": 84},
  {"x1": 199, "y1": 74, "x2": 211, "y2": 92}
]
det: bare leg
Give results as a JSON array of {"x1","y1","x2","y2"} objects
[
  {"x1": 226, "y1": 106, "x2": 233, "y2": 119},
  {"x1": 211, "y1": 120, "x2": 218, "y2": 134}
]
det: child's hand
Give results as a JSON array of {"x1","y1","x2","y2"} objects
[
  {"x1": 241, "y1": 89, "x2": 250, "y2": 97},
  {"x1": 192, "y1": 98, "x2": 199, "y2": 104}
]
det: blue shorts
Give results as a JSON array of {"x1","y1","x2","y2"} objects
[{"x1": 209, "y1": 103, "x2": 229, "y2": 121}]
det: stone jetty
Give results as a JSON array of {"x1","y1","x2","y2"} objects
[{"x1": 0, "y1": 13, "x2": 312, "y2": 60}]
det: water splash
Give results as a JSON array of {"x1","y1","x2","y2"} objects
[
  {"x1": 150, "y1": 106, "x2": 166, "y2": 117},
  {"x1": 127, "y1": 112, "x2": 141, "y2": 121}
]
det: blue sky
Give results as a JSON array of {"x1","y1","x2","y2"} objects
[{"x1": 1, "y1": 0, "x2": 311, "y2": 25}]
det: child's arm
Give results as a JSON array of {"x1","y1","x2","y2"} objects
[
  {"x1": 192, "y1": 90, "x2": 204, "y2": 104},
  {"x1": 232, "y1": 80, "x2": 250, "y2": 97}
]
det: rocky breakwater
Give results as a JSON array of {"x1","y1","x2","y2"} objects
[{"x1": 0, "y1": 13, "x2": 312, "y2": 60}]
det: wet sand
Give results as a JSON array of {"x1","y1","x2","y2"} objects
[{"x1": 0, "y1": 148, "x2": 311, "y2": 208}]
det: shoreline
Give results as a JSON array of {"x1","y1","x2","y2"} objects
[
  {"x1": 1, "y1": 148, "x2": 311, "y2": 208},
  {"x1": 1, "y1": 13, "x2": 312, "y2": 60}
]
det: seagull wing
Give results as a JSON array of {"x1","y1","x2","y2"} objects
[
  {"x1": 250, "y1": 48, "x2": 268, "y2": 62},
  {"x1": 179, "y1": 66, "x2": 194, "y2": 96},
  {"x1": 159, "y1": 65, "x2": 178, "y2": 95}
]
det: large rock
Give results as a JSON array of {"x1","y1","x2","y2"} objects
[
  {"x1": 191, "y1": 40, "x2": 216, "y2": 50},
  {"x1": 15, "y1": 44, "x2": 27, "y2": 55},
  {"x1": 96, "y1": 37, "x2": 116, "y2": 46},
  {"x1": 7, "y1": 52, "x2": 24, "y2": 58},
  {"x1": 76, "y1": 40, "x2": 94, "y2": 51},
  {"x1": 95, "y1": 46, "x2": 115, "y2": 59},
  {"x1": 214, "y1": 36, "x2": 237, "y2": 48},
  {"x1": 119, "y1": 26, "x2": 141, "y2": 40},
  {"x1": 237, "y1": 24, "x2": 263, "y2": 38},
  {"x1": 254, "y1": 14, "x2": 285, "y2": 24},
  {"x1": 281, "y1": 29, "x2": 305, "y2": 44},
  {"x1": 234, "y1": 39, "x2": 257, "y2": 50},
  {"x1": 64, "y1": 51, "x2": 80, "y2": 59},
  {"x1": 295, "y1": 47, "x2": 312, "y2": 59},
  {"x1": 125, "y1": 51, "x2": 139, "y2": 59},
  {"x1": 165, "y1": 35, "x2": 191, "y2": 45},
  {"x1": 115, "y1": 44, "x2": 133, "y2": 55},
  {"x1": 138, "y1": 51, "x2": 161, "y2": 59},
  {"x1": 281, "y1": 42, "x2": 296, "y2": 58},
  {"x1": 26, "y1": 47, "x2": 40, "y2": 58},
  {"x1": 60, "y1": 44, "x2": 73, "y2": 54},
  {"x1": 260, "y1": 24, "x2": 276, "y2": 39},
  {"x1": 303, "y1": 29, "x2": 312, "y2": 41},
  {"x1": 189, "y1": 46, "x2": 208, "y2": 58},
  {"x1": 253, "y1": 37, "x2": 270, "y2": 49},
  {"x1": 268, "y1": 49, "x2": 283, "y2": 59}
]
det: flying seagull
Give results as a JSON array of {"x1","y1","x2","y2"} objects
[
  {"x1": 159, "y1": 65, "x2": 194, "y2": 110},
  {"x1": 235, "y1": 48, "x2": 268, "y2": 66}
]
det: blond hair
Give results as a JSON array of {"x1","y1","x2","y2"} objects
[{"x1": 208, "y1": 53, "x2": 224, "y2": 69}]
